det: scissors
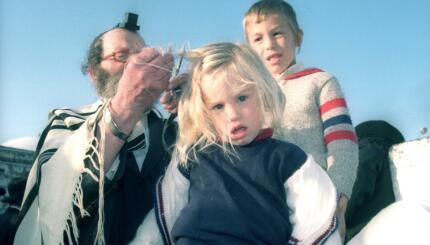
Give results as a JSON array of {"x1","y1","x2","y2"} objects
[{"x1": 171, "y1": 46, "x2": 186, "y2": 98}]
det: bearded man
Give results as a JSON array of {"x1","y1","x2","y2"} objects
[{"x1": 13, "y1": 13, "x2": 178, "y2": 245}]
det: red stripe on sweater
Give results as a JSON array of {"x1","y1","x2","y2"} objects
[
  {"x1": 324, "y1": 130, "x2": 357, "y2": 145},
  {"x1": 253, "y1": 128, "x2": 273, "y2": 141},
  {"x1": 283, "y1": 68, "x2": 323, "y2": 80},
  {"x1": 320, "y1": 98, "x2": 347, "y2": 115}
]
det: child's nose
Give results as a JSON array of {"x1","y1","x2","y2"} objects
[
  {"x1": 226, "y1": 105, "x2": 240, "y2": 121},
  {"x1": 264, "y1": 36, "x2": 276, "y2": 49}
]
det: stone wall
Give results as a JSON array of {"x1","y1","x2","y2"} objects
[{"x1": 0, "y1": 146, "x2": 34, "y2": 212}]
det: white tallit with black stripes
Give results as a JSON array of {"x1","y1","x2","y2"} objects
[{"x1": 13, "y1": 101, "x2": 157, "y2": 245}]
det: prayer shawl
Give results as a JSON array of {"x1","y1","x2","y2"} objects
[
  {"x1": 13, "y1": 101, "x2": 162, "y2": 245},
  {"x1": 130, "y1": 155, "x2": 342, "y2": 245}
]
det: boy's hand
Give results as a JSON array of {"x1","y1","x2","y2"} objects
[{"x1": 337, "y1": 194, "x2": 348, "y2": 243}]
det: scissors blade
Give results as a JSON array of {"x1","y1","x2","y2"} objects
[{"x1": 174, "y1": 45, "x2": 186, "y2": 76}]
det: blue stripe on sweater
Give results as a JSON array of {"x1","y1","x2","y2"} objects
[{"x1": 323, "y1": 115, "x2": 352, "y2": 131}]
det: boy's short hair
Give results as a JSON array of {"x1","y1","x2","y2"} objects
[{"x1": 243, "y1": 0, "x2": 301, "y2": 41}]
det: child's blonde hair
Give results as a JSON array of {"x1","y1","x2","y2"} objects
[
  {"x1": 174, "y1": 42, "x2": 285, "y2": 165},
  {"x1": 243, "y1": 0, "x2": 302, "y2": 46}
]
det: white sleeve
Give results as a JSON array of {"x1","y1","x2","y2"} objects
[
  {"x1": 130, "y1": 157, "x2": 190, "y2": 244},
  {"x1": 285, "y1": 154, "x2": 341, "y2": 245},
  {"x1": 129, "y1": 209, "x2": 163, "y2": 245}
]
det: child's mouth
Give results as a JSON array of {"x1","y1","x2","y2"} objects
[
  {"x1": 230, "y1": 126, "x2": 247, "y2": 140},
  {"x1": 266, "y1": 53, "x2": 282, "y2": 64}
]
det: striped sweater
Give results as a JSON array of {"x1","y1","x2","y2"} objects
[{"x1": 277, "y1": 63, "x2": 359, "y2": 197}]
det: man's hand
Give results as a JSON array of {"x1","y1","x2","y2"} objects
[
  {"x1": 160, "y1": 73, "x2": 189, "y2": 114},
  {"x1": 110, "y1": 48, "x2": 174, "y2": 134},
  {"x1": 337, "y1": 194, "x2": 348, "y2": 243}
]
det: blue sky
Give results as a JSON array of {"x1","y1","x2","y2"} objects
[{"x1": 1, "y1": 0, "x2": 429, "y2": 143}]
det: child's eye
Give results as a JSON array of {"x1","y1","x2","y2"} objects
[
  {"x1": 212, "y1": 104, "x2": 224, "y2": 110},
  {"x1": 252, "y1": 36, "x2": 262, "y2": 43},
  {"x1": 273, "y1": 31, "x2": 283, "y2": 37},
  {"x1": 237, "y1": 95, "x2": 248, "y2": 103}
]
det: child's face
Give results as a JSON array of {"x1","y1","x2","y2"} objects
[
  {"x1": 246, "y1": 14, "x2": 299, "y2": 76},
  {"x1": 201, "y1": 74, "x2": 263, "y2": 146}
]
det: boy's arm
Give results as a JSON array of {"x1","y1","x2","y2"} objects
[
  {"x1": 318, "y1": 76, "x2": 358, "y2": 242},
  {"x1": 319, "y1": 76, "x2": 359, "y2": 198},
  {"x1": 285, "y1": 155, "x2": 341, "y2": 245},
  {"x1": 337, "y1": 194, "x2": 348, "y2": 243}
]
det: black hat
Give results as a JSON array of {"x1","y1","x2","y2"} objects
[
  {"x1": 355, "y1": 120, "x2": 405, "y2": 145},
  {"x1": 116, "y1": 12, "x2": 140, "y2": 32}
]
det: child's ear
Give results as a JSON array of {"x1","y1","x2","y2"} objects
[{"x1": 296, "y1": 29, "x2": 304, "y2": 47}]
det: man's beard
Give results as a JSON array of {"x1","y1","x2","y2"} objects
[{"x1": 93, "y1": 68, "x2": 123, "y2": 99}]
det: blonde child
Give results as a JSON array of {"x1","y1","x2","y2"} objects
[
  {"x1": 243, "y1": 0, "x2": 359, "y2": 237},
  {"x1": 131, "y1": 42, "x2": 341, "y2": 244}
]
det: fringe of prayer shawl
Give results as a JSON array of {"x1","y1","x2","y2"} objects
[{"x1": 61, "y1": 102, "x2": 108, "y2": 245}]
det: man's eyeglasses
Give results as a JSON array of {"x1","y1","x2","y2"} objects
[{"x1": 101, "y1": 50, "x2": 137, "y2": 63}]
